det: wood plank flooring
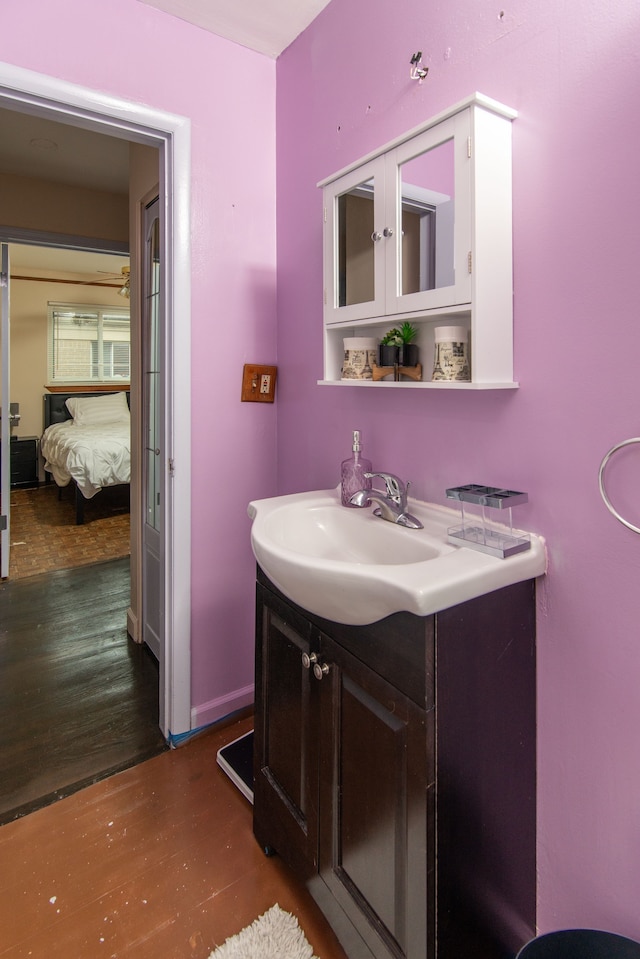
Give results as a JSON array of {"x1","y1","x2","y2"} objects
[
  {"x1": 0, "y1": 557, "x2": 167, "y2": 823},
  {"x1": 0, "y1": 714, "x2": 349, "y2": 959}
]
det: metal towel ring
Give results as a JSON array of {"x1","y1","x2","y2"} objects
[{"x1": 598, "y1": 437, "x2": 640, "y2": 534}]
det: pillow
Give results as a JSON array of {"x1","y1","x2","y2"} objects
[{"x1": 65, "y1": 392, "x2": 129, "y2": 427}]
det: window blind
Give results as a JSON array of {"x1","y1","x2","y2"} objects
[{"x1": 47, "y1": 302, "x2": 130, "y2": 385}]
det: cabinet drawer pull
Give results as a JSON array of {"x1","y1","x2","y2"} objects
[
  {"x1": 313, "y1": 661, "x2": 330, "y2": 681},
  {"x1": 371, "y1": 231, "x2": 382, "y2": 242},
  {"x1": 383, "y1": 227, "x2": 394, "y2": 237},
  {"x1": 301, "y1": 651, "x2": 318, "y2": 670}
]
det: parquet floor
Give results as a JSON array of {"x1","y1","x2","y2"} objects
[
  {"x1": 0, "y1": 715, "x2": 348, "y2": 959},
  {"x1": 7, "y1": 483, "x2": 130, "y2": 580}
]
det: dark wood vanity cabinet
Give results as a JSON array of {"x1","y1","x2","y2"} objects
[
  {"x1": 253, "y1": 568, "x2": 537, "y2": 959},
  {"x1": 314, "y1": 630, "x2": 432, "y2": 959},
  {"x1": 253, "y1": 579, "x2": 320, "y2": 882}
]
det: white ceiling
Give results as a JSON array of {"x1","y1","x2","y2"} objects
[{"x1": 137, "y1": 0, "x2": 332, "y2": 58}]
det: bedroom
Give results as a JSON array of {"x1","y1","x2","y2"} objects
[
  {"x1": 8, "y1": 244, "x2": 132, "y2": 543},
  {"x1": 0, "y1": 110, "x2": 163, "y2": 584},
  {"x1": 0, "y1": 105, "x2": 137, "y2": 569}
]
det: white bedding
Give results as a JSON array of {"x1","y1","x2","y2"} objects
[{"x1": 41, "y1": 420, "x2": 131, "y2": 499}]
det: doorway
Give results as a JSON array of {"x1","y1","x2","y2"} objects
[
  {"x1": 0, "y1": 62, "x2": 192, "y2": 739},
  {"x1": 4, "y1": 240, "x2": 132, "y2": 580}
]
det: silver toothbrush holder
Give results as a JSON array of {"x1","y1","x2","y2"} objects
[{"x1": 445, "y1": 484, "x2": 531, "y2": 559}]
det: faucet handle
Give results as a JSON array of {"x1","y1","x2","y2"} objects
[{"x1": 365, "y1": 472, "x2": 406, "y2": 503}]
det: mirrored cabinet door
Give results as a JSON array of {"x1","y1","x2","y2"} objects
[
  {"x1": 324, "y1": 156, "x2": 387, "y2": 323},
  {"x1": 386, "y1": 110, "x2": 472, "y2": 315},
  {"x1": 323, "y1": 111, "x2": 472, "y2": 325}
]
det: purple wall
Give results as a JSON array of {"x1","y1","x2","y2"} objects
[
  {"x1": 276, "y1": 0, "x2": 640, "y2": 942},
  {"x1": 1, "y1": 0, "x2": 278, "y2": 724}
]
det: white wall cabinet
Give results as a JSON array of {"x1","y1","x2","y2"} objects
[{"x1": 318, "y1": 94, "x2": 518, "y2": 389}]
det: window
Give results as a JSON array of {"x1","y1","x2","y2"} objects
[{"x1": 48, "y1": 303, "x2": 130, "y2": 384}]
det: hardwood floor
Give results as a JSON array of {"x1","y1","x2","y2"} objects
[
  {"x1": 0, "y1": 541, "x2": 348, "y2": 957},
  {"x1": 0, "y1": 714, "x2": 349, "y2": 959},
  {"x1": 0, "y1": 557, "x2": 167, "y2": 823}
]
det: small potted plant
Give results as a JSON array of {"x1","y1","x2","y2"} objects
[
  {"x1": 379, "y1": 328, "x2": 402, "y2": 367},
  {"x1": 379, "y1": 321, "x2": 419, "y2": 367}
]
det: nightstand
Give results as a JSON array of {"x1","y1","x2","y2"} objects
[{"x1": 9, "y1": 436, "x2": 39, "y2": 488}]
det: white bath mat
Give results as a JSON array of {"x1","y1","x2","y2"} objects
[{"x1": 207, "y1": 903, "x2": 318, "y2": 959}]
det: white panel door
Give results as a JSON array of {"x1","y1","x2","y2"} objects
[
  {"x1": 1, "y1": 244, "x2": 10, "y2": 579},
  {"x1": 142, "y1": 199, "x2": 163, "y2": 695}
]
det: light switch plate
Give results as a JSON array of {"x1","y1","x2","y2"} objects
[{"x1": 241, "y1": 364, "x2": 277, "y2": 403}]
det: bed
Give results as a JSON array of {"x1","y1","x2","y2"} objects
[{"x1": 41, "y1": 391, "x2": 131, "y2": 525}]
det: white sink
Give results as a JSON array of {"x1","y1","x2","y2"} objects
[{"x1": 248, "y1": 488, "x2": 547, "y2": 626}]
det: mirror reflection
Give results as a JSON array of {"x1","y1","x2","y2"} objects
[
  {"x1": 399, "y1": 138, "x2": 455, "y2": 295},
  {"x1": 337, "y1": 179, "x2": 374, "y2": 307},
  {"x1": 335, "y1": 138, "x2": 455, "y2": 310}
]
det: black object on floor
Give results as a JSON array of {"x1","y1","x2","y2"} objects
[
  {"x1": 517, "y1": 929, "x2": 640, "y2": 958},
  {"x1": 217, "y1": 729, "x2": 254, "y2": 803}
]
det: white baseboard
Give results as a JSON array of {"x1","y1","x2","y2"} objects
[
  {"x1": 191, "y1": 683, "x2": 254, "y2": 730},
  {"x1": 126, "y1": 607, "x2": 139, "y2": 641}
]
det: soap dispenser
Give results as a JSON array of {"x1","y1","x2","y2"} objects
[{"x1": 341, "y1": 430, "x2": 372, "y2": 507}]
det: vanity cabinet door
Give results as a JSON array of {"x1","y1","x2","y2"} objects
[
  {"x1": 315, "y1": 632, "x2": 434, "y2": 959},
  {"x1": 253, "y1": 583, "x2": 319, "y2": 881},
  {"x1": 253, "y1": 573, "x2": 536, "y2": 959}
]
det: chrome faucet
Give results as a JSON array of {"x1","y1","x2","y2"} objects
[{"x1": 350, "y1": 472, "x2": 424, "y2": 529}]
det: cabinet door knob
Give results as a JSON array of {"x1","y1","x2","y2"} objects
[
  {"x1": 301, "y1": 651, "x2": 318, "y2": 670},
  {"x1": 313, "y1": 661, "x2": 330, "y2": 681},
  {"x1": 371, "y1": 231, "x2": 382, "y2": 242},
  {"x1": 383, "y1": 227, "x2": 394, "y2": 237}
]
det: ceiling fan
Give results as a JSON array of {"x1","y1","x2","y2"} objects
[
  {"x1": 10, "y1": 263, "x2": 131, "y2": 297},
  {"x1": 113, "y1": 265, "x2": 130, "y2": 298},
  {"x1": 87, "y1": 264, "x2": 130, "y2": 297}
]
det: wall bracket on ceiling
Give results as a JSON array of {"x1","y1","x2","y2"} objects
[{"x1": 410, "y1": 51, "x2": 429, "y2": 82}]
